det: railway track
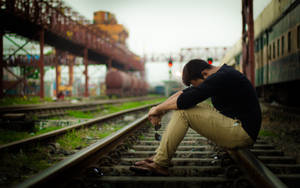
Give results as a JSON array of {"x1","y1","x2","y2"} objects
[
  {"x1": 0, "y1": 103, "x2": 159, "y2": 152},
  {"x1": 0, "y1": 103, "x2": 157, "y2": 187},
  {"x1": 0, "y1": 96, "x2": 157, "y2": 119},
  {"x1": 14, "y1": 111, "x2": 300, "y2": 188}
]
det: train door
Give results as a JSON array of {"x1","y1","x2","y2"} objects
[
  {"x1": 255, "y1": 38, "x2": 260, "y2": 85},
  {"x1": 260, "y1": 35, "x2": 264, "y2": 85},
  {"x1": 265, "y1": 32, "x2": 270, "y2": 85}
]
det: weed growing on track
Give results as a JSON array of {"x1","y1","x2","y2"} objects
[
  {"x1": 0, "y1": 126, "x2": 64, "y2": 145},
  {"x1": 56, "y1": 123, "x2": 123, "y2": 150},
  {"x1": 0, "y1": 146, "x2": 52, "y2": 186},
  {"x1": 259, "y1": 130, "x2": 279, "y2": 138},
  {"x1": 0, "y1": 98, "x2": 165, "y2": 145},
  {"x1": 139, "y1": 135, "x2": 145, "y2": 140},
  {"x1": 0, "y1": 96, "x2": 53, "y2": 106},
  {"x1": 101, "y1": 98, "x2": 166, "y2": 115},
  {"x1": 65, "y1": 98, "x2": 166, "y2": 119},
  {"x1": 35, "y1": 126, "x2": 64, "y2": 135},
  {"x1": 0, "y1": 129, "x2": 31, "y2": 145},
  {"x1": 67, "y1": 110, "x2": 94, "y2": 119}
]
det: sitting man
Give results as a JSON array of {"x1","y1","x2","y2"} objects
[{"x1": 130, "y1": 59, "x2": 261, "y2": 175}]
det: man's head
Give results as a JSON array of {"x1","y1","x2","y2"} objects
[{"x1": 182, "y1": 59, "x2": 213, "y2": 86}]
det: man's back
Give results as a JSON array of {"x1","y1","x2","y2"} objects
[{"x1": 177, "y1": 64, "x2": 261, "y2": 141}]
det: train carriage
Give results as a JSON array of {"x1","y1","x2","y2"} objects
[
  {"x1": 105, "y1": 69, "x2": 148, "y2": 97},
  {"x1": 221, "y1": 0, "x2": 300, "y2": 106}
]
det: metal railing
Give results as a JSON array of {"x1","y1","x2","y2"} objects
[{"x1": 0, "y1": 0, "x2": 143, "y2": 70}]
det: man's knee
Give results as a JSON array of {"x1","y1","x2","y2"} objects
[
  {"x1": 169, "y1": 110, "x2": 189, "y2": 126},
  {"x1": 172, "y1": 109, "x2": 185, "y2": 117}
]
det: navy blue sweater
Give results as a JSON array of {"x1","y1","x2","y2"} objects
[{"x1": 177, "y1": 64, "x2": 261, "y2": 141}]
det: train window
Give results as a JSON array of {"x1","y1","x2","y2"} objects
[
  {"x1": 255, "y1": 40, "x2": 259, "y2": 51},
  {"x1": 268, "y1": 45, "x2": 271, "y2": 59},
  {"x1": 297, "y1": 25, "x2": 300, "y2": 49},
  {"x1": 273, "y1": 42, "x2": 275, "y2": 59},
  {"x1": 288, "y1": 31, "x2": 291, "y2": 53},
  {"x1": 277, "y1": 39, "x2": 280, "y2": 57},
  {"x1": 281, "y1": 36, "x2": 284, "y2": 55}
]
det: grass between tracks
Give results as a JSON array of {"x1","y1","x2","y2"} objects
[
  {"x1": 0, "y1": 96, "x2": 54, "y2": 106},
  {"x1": 0, "y1": 94, "x2": 162, "y2": 106},
  {"x1": 65, "y1": 97, "x2": 166, "y2": 119},
  {"x1": 56, "y1": 123, "x2": 124, "y2": 150},
  {"x1": 0, "y1": 97, "x2": 165, "y2": 145},
  {"x1": 0, "y1": 121, "x2": 153, "y2": 186},
  {"x1": 0, "y1": 145, "x2": 53, "y2": 186},
  {"x1": 258, "y1": 129, "x2": 279, "y2": 138}
]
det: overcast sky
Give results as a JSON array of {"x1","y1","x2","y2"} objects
[
  {"x1": 64, "y1": 0, "x2": 272, "y2": 56},
  {"x1": 5, "y1": 0, "x2": 273, "y2": 87}
]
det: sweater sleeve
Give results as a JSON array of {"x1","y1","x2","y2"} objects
[
  {"x1": 177, "y1": 87, "x2": 210, "y2": 109},
  {"x1": 177, "y1": 76, "x2": 222, "y2": 109}
]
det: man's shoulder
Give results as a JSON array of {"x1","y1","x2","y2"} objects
[
  {"x1": 219, "y1": 64, "x2": 237, "y2": 73},
  {"x1": 218, "y1": 64, "x2": 245, "y2": 78}
]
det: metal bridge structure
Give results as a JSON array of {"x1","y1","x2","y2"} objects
[
  {"x1": 144, "y1": 46, "x2": 230, "y2": 63},
  {"x1": 0, "y1": 0, "x2": 144, "y2": 98}
]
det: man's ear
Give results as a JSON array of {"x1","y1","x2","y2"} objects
[{"x1": 201, "y1": 70, "x2": 209, "y2": 79}]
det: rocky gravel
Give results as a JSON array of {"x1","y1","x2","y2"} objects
[{"x1": 260, "y1": 108, "x2": 300, "y2": 163}]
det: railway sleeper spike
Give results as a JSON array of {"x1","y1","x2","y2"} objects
[
  {"x1": 108, "y1": 150, "x2": 122, "y2": 161},
  {"x1": 97, "y1": 156, "x2": 115, "y2": 166},
  {"x1": 84, "y1": 166, "x2": 104, "y2": 178},
  {"x1": 116, "y1": 144, "x2": 127, "y2": 152},
  {"x1": 122, "y1": 142, "x2": 132, "y2": 149},
  {"x1": 130, "y1": 134, "x2": 139, "y2": 140}
]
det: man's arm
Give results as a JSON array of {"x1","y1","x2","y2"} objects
[{"x1": 148, "y1": 90, "x2": 183, "y2": 116}]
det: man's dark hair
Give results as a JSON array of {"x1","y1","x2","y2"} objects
[{"x1": 182, "y1": 59, "x2": 212, "y2": 86}]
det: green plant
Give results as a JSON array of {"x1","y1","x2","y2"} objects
[
  {"x1": 0, "y1": 129, "x2": 32, "y2": 145},
  {"x1": 67, "y1": 110, "x2": 94, "y2": 119},
  {"x1": 259, "y1": 130, "x2": 278, "y2": 137}
]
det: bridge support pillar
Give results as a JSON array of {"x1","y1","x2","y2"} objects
[
  {"x1": 84, "y1": 48, "x2": 88, "y2": 97},
  {"x1": 0, "y1": 31, "x2": 3, "y2": 98},
  {"x1": 68, "y1": 57, "x2": 74, "y2": 96},
  {"x1": 107, "y1": 58, "x2": 112, "y2": 70},
  {"x1": 55, "y1": 49, "x2": 60, "y2": 97},
  {"x1": 39, "y1": 29, "x2": 45, "y2": 98},
  {"x1": 242, "y1": 0, "x2": 255, "y2": 87}
]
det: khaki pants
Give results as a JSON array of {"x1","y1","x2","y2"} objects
[{"x1": 153, "y1": 103, "x2": 254, "y2": 167}]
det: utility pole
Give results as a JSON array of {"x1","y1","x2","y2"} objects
[
  {"x1": 166, "y1": 57, "x2": 173, "y2": 97},
  {"x1": 242, "y1": 0, "x2": 255, "y2": 87},
  {"x1": 39, "y1": 29, "x2": 45, "y2": 98},
  {"x1": 0, "y1": 31, "x2": 3, "y2": 98}
]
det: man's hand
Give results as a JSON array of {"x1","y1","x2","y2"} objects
[
  {"x1": 148, "y1": 106, "x2": 161, "y2": 117},
  {"x1": 149, "y1": 115, "x2": 161, "y2": 126},
  {"x1": 148, "y1": 106, "x2": 163, "y2": 126}
]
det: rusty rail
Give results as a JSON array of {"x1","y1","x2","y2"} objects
[
  {"x1": 228, "y1": 148, "x2": 287, "y2": 188},
  {"x1": 16, "y1": 114, "x2": 148, "y2": 188},
  {"x1": 0, "y1": 96, "x2": 157, "y2": 114},
  {"x1": 0, "y1": 103, "x2": 158, "y2": 152}
]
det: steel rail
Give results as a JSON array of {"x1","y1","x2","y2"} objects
[
  {"x1": 0, "y1": 96, "x2": 158, "y2": 114},
  {"x1": 16, "y1": 114, "x2": 149, "y2": 188},
  {"x1": 0, "y1": 102, "x2": 158, "y2": 152},
  {"x1": 227, "y1": 148, "x2": 287, "y2": 188}
]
